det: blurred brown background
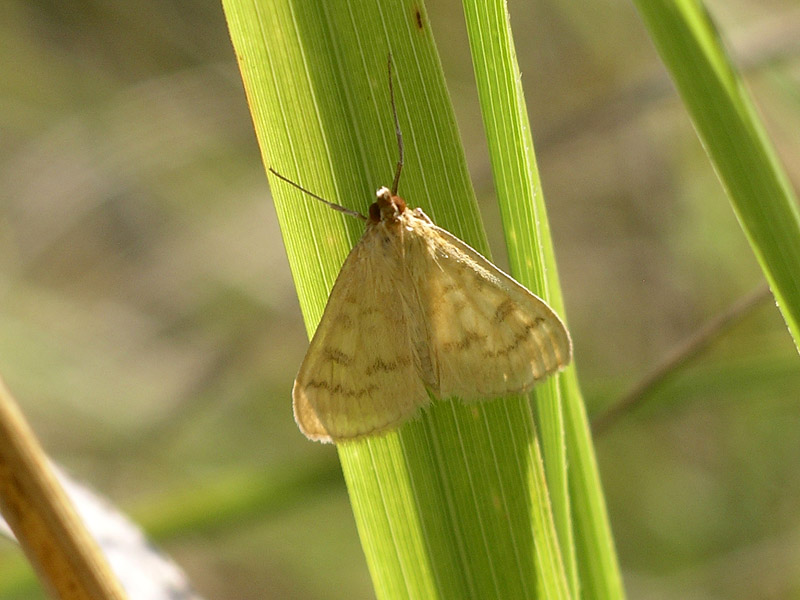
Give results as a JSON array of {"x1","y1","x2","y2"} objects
[{"x1": 1, "y1": 0, "x2": 799, "y2": 598}]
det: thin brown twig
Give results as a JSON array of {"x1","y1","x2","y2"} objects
[{"x1": 592, "y1": 284, "x2": 774, "y2": 436}]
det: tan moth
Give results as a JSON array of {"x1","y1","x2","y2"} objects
[{"x1": 271, "y1": 58, "x2": 572, "y2": 443}]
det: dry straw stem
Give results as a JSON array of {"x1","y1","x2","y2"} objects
[{"x1": 0, "y1": 376, "x2": 127, "y2": 599}]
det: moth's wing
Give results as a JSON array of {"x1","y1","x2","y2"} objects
[
  {"x1": 408, "y1": 216, "x2": 572, "y2": 400},
  {"x1": 292, "y1": 233, "x2": 430, "y2": 443}
]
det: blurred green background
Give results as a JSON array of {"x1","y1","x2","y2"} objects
[{"x1": 1, "y1": 0, "x2": 799, "y2": 598}]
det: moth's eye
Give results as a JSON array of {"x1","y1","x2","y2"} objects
[{"x1": 368, "y1": 203, "x2": 381, "y2": 222}]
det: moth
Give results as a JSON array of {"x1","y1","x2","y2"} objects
[{"x1": 271, "y1": 59, "x2": 571, "y2": 443}]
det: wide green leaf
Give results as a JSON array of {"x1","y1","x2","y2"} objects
[{"x1": 222, "y1": 0, "x2": 573, "y2": 597}]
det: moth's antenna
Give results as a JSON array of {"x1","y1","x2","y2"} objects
[
  {"x1": 268, "y1": 168, "x2": 368, "y2": 221},
  {"x1": 388, "y1": 53, "x2": 404, "y2": 196}
]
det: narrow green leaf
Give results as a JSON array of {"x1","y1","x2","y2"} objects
[
  {"x1": 461, "y1": 1, "x2": 626, "y2": 598},
  {"x1": 632, "y1": 0, "x2": 800, "y2": 350},
  {"x1": 222, "y1": 0, "x2": 578, "y2": 597}
]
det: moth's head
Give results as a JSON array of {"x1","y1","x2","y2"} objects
[{"x1": 369, "y1": 187, "x2": 407, "y2": 223}]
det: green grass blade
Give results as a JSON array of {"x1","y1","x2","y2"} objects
[
  {"x1": 461, "y1": 1, "x2": 626, "y2": 598},
  {"x1": 632, "y1": 0, "x2": 800, "y2": 350},
  {"x1": 460, "y1": 0, "x2": 575, "y2": 594},
  {"x1": 222, "y1": 0, "x2": 573, "y2": 597}
]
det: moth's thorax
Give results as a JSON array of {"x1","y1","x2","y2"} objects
[{"x1": 369, "y1": 186, "x2": 407, "y2": 224}]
